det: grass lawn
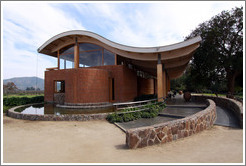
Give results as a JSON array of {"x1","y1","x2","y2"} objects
[
  {"x1": 3, "y1": 93, "x2": 44, "y2": 99},
  {"x1": 197, "y1": 93, "x2": 226, "y2": 97},
  {"x1": 192, "y1": 93, "x2": 243, "y2": 99}
]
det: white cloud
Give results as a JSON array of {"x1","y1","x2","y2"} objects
[
  {"x1": 2, "y1": 1, "x2": 244, "y2": 79},
  {"x1": 73, "y1": 2, "x2": 243, "y2": 47},
  {"x1": 2, "y1": 2, "x2": 85, "y2": 79}
]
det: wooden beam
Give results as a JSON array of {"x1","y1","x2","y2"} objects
[
  {"x1": 163, "y1": 70, "x2": 167, "y2": 98},
  {"x1": 57, "y1": 50, "x2": 60, "y2": 70},
  {"x1": 102, "y1": 48, "x2": 104, "y2": 65},
  {"x1": 157, "y1": 64, "x2": 164, "y2": 101},
  {"x1": 46, "y1": 67, "x2": 58, "y2": 71},
  {"x1": 115, "y1": 54, "x2": 117, "y2": 65},
  {"x1": 74, "y1": 38, "x2": 79, "y2": 68}
]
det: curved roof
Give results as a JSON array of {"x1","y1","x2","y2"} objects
[{"x1": 38, "y1": 30, "x2": 202, "y2": 79}]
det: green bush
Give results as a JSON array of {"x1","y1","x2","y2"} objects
[
  {"x1": 3, "y1": 96, "x2": 44, "y2": 106},
  {"x1": 106, "y1": 113, "x2": 123, "y2": 123},
  {"x1": 106, "y1": 102, "x2": 166, "y2": 123},
  {"x1": 122, "y1": 113, "x2": 135, "y2": 122}
]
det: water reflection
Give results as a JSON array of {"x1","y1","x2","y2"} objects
[{"x1": 15, "y1": 103, "x2": 114, "y2": 115}]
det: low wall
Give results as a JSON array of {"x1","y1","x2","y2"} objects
[
  {"x1": 192, "y1": 95, "x2": 243, "y2": 128},
  {"x1": 126, "y1": 99, "x2": 216, "y2": 149},
  {"x1": 7, "y1": 104, "x2": 108, "y2": 121}
]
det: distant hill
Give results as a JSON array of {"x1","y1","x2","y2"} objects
[{"x1": 3, "y1": 77, "x2": 44, "y2": 90}]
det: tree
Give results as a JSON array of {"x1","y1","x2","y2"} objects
[
  {"x1": 26, "y1": 87, "x2": 35, "y2": 91},
  {"x1": 3, "y1": 82, "x2": 19, "y2": 96},
  {"x1": 186, "y1": 6, "x2": 243, "y2": 95}
]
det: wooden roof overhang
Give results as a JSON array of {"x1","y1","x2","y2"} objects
[{"x1": 38, "y1": 30, "x2": 201, "y2": 79}]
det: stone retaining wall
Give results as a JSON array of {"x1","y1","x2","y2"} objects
[
  {"x1": 7, "y1": 104, "x2": 109, "y2": 121},
  {"x1": 192, "y1": 95, "x2": 243, "y2": 128},
  {"x1": 126, "y1": 99, "x2": 216, "y2": 149}
]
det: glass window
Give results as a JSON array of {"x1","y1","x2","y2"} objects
[
  {"x1": 79, "y1": 43, "x2": 101, "y2": 52},
  {"x1": 104, "y1": 49, "x2": 115, "y2": 65},
  {"x1": 60, "y1": 45, "x2": 74, "y2": 55},
  {"x1": 79, "y1": 43, "x2": 103, "y2": 67},
  {"x1": 60, "y1": 45, "x2": 74, "y2": 69},
  {"x1": 79, "y1": 50, "x2": 102, "y2": 67},
  {"x1": 59, "y1": 43, "x2": 116, "y2": 68},
  {"x1": 60, "y1": 59, "x2": 65, "y2": 69},
  {"x1": 54, "y1": 80, "x2": 65, "y2": 93}
]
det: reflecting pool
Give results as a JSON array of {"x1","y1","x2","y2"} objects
[{"x1": 15, "y1": 103, "x2": 115, "y2": 115}]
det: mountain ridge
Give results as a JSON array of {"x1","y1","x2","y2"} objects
[{"x1": 3, "y1": 76, "x2": 44, "y2": 90}]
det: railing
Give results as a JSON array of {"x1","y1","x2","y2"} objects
[
  {"x1": 113, "y1": 97, "x2": 166, "y2": 112},
  {"x1": 46, "y1": 67, "x2": 58, "y2": 71}
]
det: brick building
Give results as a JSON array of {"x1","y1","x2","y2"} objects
[{"x1": 38, "y1": 30, "x2": 201, "y2": 105}]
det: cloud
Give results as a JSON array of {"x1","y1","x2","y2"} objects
[
  {"x1": 2, "y1": 2, "x2": 85, "y2": 79},
  {"x1": 72, "y1": 2, "x2": 243, "y2": 47},
  {"x1": 2, "y1": 1, "x2": 244, "y2": 79}
]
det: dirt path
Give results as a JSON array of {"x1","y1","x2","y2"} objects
[{"x1": 3, "y1": 115, "x2": 243, "y2": 163}]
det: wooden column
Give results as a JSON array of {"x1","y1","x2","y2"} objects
[
  {"x1": 163, "y1": 70, "x2": 167, "y2": 98},
  {"x1": 167, "y1": 76, "x2": 171, "y2": 92},
  {"x1": 74, "y1": 37, "x2": 79, "y2": 68},
  {"x1": 157, "y1": 63, "x2": 164, "y2": 101},
  {"x1": 102, "y1": 48, "x2": 104, "y2": 65},
  {"x1": 57, "y1": 50, "x2": 60, "y2": 70},
  {"x1": 115, "y1": 54, "x2": 117, "y2": 65}
]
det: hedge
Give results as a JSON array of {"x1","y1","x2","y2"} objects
[{"x1": 3, "y1": 96, "x2": 44, "y2": 107}]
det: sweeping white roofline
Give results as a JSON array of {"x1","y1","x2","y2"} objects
[{"x1": 38, "y1": 30, "x2": 202, "y2": 54}]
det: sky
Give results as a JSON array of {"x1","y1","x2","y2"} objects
[{"x1": 1, "y1": 1, "x2": 244, "y2": 79}]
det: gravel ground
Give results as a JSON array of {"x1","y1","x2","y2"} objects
[{"x1": 3, "y1": 115, "x2": 243, "y2": 163}]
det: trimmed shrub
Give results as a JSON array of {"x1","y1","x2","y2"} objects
[
  {"x1": 106, "y1": 102, "x2": 166, "y2": 123},
  {"x1": 3, "y1": 96, "x2": 44, "y2": 106}
]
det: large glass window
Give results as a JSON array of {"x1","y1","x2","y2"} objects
[
  {"x1": 59, "y1": 43, "x2": 115, "y2": 69},
  {"x1": 79, "y1": 43, "x2": 101, "y2": 51},
  {"x1": 60, "y1": 45, "x2": 74, "y2": 69},
  {"x1": 104, "y1": 49, "x2": 115, "y2": 65},
  {"x1": 79, "y1": 43, "x2": 102, "y2": 67}
]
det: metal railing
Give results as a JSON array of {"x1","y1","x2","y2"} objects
[{"x1": 113, "y1": 97, "x2": 166, "y2": 113}]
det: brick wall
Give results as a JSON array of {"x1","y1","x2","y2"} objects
[
  {"x1": 45, "y1": 68, "x2": 110, "y2": 104},
  {"x1": 92, "y1": 65, "x2": 138, "y2": 102},
  {"x1": 45, "y1": 65, "x2": 138, "y2": 104},
  {"x1": 137, "y1": 77, "x2": 154, "y2": 96}
]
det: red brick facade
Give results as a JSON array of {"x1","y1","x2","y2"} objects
[
  {"x1": 44, "y1": 65, "x2": 139, "y2": 104},
  {"x1": 137, "y1": 77, "x2": 155, "y2": 96}
]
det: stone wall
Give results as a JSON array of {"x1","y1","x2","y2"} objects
[
  {"x1": 192, "y1": 95, "x2": 243, "y2": 128},
  {"x1": 7, "y1": 104, "x2": 109, "y2": 121},
  {"x1": 54, "y1": 93, "x2": 65, "y2": 104},
  {"x1": 126, "y1": 99, "x2": 216, "y2": 149}
]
